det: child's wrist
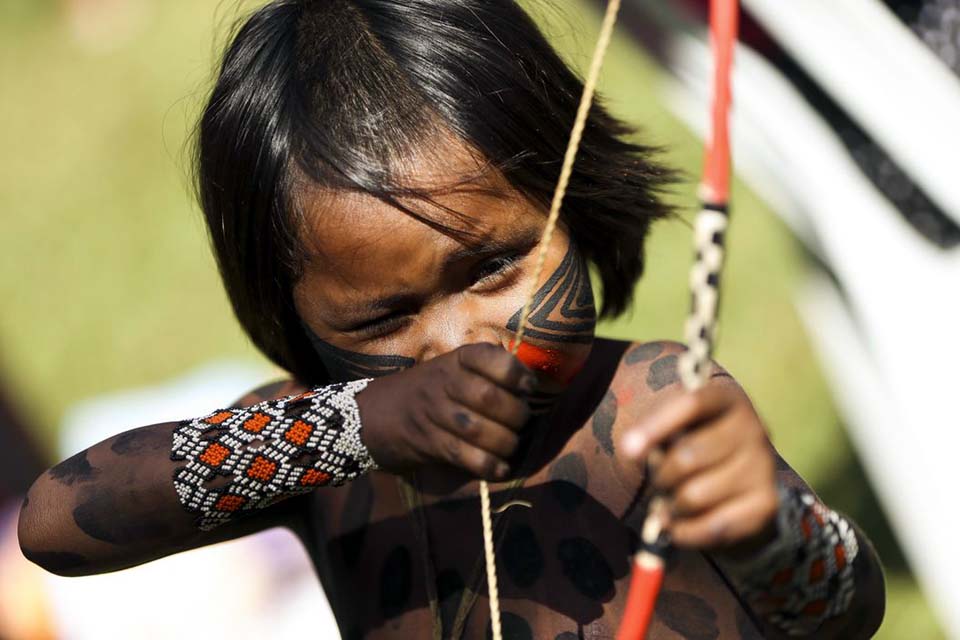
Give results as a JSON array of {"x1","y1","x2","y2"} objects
[
  {"x1": 170, "y1": 378, "x2": 377, "y2": 531},
  {"x1": 713, "y1": 482, "x2": 860, "y2": 636}
]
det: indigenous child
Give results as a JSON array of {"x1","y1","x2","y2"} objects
[{"x1": 18, "y1": 1, "x2": 885, "y2": 638}]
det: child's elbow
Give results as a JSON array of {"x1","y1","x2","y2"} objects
[{"x1": 17, "y1": 478, "x2": 88, "y2": 577}]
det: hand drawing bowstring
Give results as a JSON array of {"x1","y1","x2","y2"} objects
[{"x1": 485, "y1": 1, "x2": 739, "y2": 639}]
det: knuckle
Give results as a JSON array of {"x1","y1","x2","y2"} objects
[
  {"x1": 454, "y1": 411, "x2": 479, "y2": 438},
  {"x1": 674, "y1": 446, "x2": 697, "y2": 476},
  {"x1": 457, "y1": 345, "x2": 476, "y2": 368},
  {"x1": 498, "y1": 432, "x2": 520, "y2": 457},
  {"x1": 479, "y1": 381, "x2": 500, "y2": 407},
  {"x1": 442, "y1": 437, "x2": 462, "y2": 464},
  {"x1": 677, "y1": 483, "x2": 704, "y2": 511},
  {"x1": 472, "y1": 452, "x2": 496, "y2": 478}
]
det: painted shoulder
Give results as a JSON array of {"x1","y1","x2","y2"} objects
[{"x1": 580, "y1": 339, "x2": 739, "y2": 512}]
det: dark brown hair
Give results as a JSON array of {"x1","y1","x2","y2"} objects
[{"x1": 194, "y1": 0, "x2": 675, "y2": 383}]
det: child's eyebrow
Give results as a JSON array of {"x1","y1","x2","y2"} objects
[{"x1": 440, "y1": 231, "x2": 539, "y2": 272}]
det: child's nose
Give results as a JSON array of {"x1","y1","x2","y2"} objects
[
  {"x1": 417, "y1": 304, "x2": 505, "y2": 362},
  {"x1": 419, "y1": 324, "x2": 504, "y2": 362}
]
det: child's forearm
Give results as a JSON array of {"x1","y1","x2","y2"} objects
[{"x1": 17, "y1": 379, "x2": 375, "y2": 576}]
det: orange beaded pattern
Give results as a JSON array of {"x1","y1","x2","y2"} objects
[
  {"x1": 718, "y1": 486, "x2": 859, "y2": 636},
  {"x1": 170, "y1": 378, "x2": 374, "y2": 530}
]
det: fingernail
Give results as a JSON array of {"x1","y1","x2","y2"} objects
[
  {"x1": 495, "y1": 463, "x2": 511, "y2": 479},
  {"x1": 622, "y1": 430, "x2": 647, "y2": 458}
]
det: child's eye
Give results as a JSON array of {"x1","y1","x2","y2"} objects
[
  {"x1": 470, "y1": 253, "x2": 523, "y2": 289},
  {"x1": 348, "y1": 313, "x2": 411, "y2": 340}
]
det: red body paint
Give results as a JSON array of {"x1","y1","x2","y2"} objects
[{"x1": 509, "y1": 340, "x2": 581, "y2": 384}]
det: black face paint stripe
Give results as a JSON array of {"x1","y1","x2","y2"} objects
[
  {"x1": 303, "y1": 323, "x2": 415, "y2": 382},
  {"x1": 506, "y1": 244, "x2": 595, "y2": 344}
]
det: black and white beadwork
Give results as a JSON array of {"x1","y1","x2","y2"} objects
[
  {"x1": 170, "y1": 379, "x2": 374, "y2": 530},
  {"x1": 718, "y1": 485, "x2": 860, "y2": 636}
]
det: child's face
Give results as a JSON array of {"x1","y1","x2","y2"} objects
[{"x1": 292, "y1": 148, "x2": 596, "y2": 394}]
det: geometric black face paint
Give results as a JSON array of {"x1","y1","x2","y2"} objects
[
  {"x1": 506, "y1": 244, "x2": 595, "y2": 345},
  {"x1": 303, "y1": 323, "x2": 415, "y2": 383}
]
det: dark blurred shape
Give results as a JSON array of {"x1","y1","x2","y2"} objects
[
  {"x1": 883, "y1": 0, "x2": 960, "y2": 76},
  {"x1": 0, "y1": 373, "x2": 48, "y2": 505}
]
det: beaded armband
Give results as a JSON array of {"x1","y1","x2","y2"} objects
[
  {"x1": 170, "y1": 379, "x2": 375, "y2": 530},
  {"x1": 718, "y1": 485, "x2": 859, "y2": 636}
]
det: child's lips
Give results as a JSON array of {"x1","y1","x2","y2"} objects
[{"x1": 509, "y1": 340, "x2": 583, "y2": 385}]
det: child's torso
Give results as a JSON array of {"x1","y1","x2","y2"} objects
[{"x1": 298, "y1": 342, "x2": 765, "y2": 639}]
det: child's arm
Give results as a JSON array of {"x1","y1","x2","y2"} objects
[
  {"x1": 19, "y1": 343, "x2": 533, "y2": 576},
  {"x1": 15, "y1": 379, "x2": 314, "y2": 576},
  {"x1": 615, "y1": 343, "x2": 885, "y2": 639}
]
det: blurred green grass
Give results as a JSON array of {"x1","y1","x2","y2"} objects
[{"x1": 0, "y1": 1, "x2": 943, "y2": 637}]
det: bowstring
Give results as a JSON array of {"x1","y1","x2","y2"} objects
[{"x1": 481, "y1": 2, "x2": 623, "y2": 639}]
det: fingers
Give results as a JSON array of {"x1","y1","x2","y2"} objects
[
  {"x1": 446, "y1": 368, "x2": 530, "y2": 430},
  {"x1": 457, "y1": 343, "x2": 535, "y2": 394},
  {"x1": 668, "y1": 447, "x2": 755, "y2": 517},
  {"x1": 621, "y1": 384, "x2": 737, "y2": 461},
  {"x1": 670, "y1": 486, "x2": 780, "y2": 549},
  {"x1": 432, "y1": 429, "x2": 510, "y2": 481},
  {"x1": 652, "y1": 414, "x2": 742, "y2": 490},
  {"x1": 427, "y1": 403, "x2": 520, "y2": 459}
]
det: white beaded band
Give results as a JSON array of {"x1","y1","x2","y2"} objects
[
  {"x1": 170, "y1": 379, "x2": 375, "y2": 530},
  {"x1": 717, "y1": 484, "x2": 860, "y2": 636}
]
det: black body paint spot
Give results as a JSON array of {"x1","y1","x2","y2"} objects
[
  {"x1": 110, "y1": 428, "x2": 170, "y2": 456},
  {"x1": 339, "y1": 476, "x2": 374, "y2": 567},
  {"x1": 379, "y1": 546, "x2": 412, "y2": 620},
  {"x1": 505, "y1": 244, "x2": 595, "y2": 344},
  {"x1": 49, "y1": 451, "x2": 99, "y2": 486},
  {"x1": 454, "y1": 412, "x2": 472, "y2": 430},
  {"x1": 557, "y1": 537, "x2": 614, "y2": 601},
  {"x1": 591, "y1": 390, "x2": 617, "y2": 456},
  {"x1": 72, "y1": 490, "x2": 173, "y2": 545},
  {"x1": 555, "y1": 633, "x2": 579, "y2": 640},
  {"x1": 647, "y1": 355, "x2": 680, "y2": 391},
  {"x1": 548, "y1": 453, "x2": 588, "y2": 511},
  {"x1": 625, "y1": 342, "x2": 664, "y2": 365},
  {"x1": 501, "y1": 522, "x2": 544, "y2": 588},
  {"x1": 655, "y1": 590, "x2": 719, "y2": 640},
  {"x1": 486, "y1": 611, "x2": 533, "y2": 640},
  {"x1": 20, "y1": 549, "x2": 89, "y2": 572},
  {"x1": 304, "y1": 324, "x2": 415, "y2": 382},
  {"x1": 436, "y1": 568, "x2": 465, "y2": 633},
  {"x1": 735, "y1": 607, "x2": 764, "y2": 639}
]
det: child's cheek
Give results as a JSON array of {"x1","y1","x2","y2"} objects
[{"x1": 510, "y1": 339, "x2": 590, "y2": 386}]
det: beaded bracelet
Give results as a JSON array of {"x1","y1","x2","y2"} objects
[
  {"x1": 170, "y1": 379, "x2": 375, "y2": 530},
  {"x1": 717, "y1": 484, "x2": 860, "y2": 636}
]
